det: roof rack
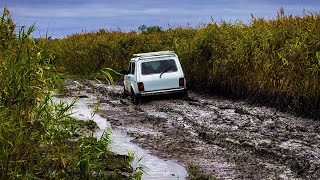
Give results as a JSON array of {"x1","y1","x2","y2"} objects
[{"x1": 133, "y1": 51, "x2": 176, "y2": 57}]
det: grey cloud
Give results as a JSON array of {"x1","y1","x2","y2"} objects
[{"x1": 2, "y1": 0, "x2": 320, "y2": 38}]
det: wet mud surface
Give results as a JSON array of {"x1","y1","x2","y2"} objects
[{"x1": 62, "y1": 78, "x2": 320, "y2": 179}]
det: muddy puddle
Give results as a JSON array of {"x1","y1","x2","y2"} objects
[
  {"x1": 55, "y1": 97, "x2": 188, "y2": 180},
  {"x1": 60, "y1": 78, "x2": 320, "y2": 179}
]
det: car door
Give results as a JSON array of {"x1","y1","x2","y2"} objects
[{"x1": 124, "y1": 61, "x2": 135, "y2": 95}]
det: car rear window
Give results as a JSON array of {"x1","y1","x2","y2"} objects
[{"x1": 141, "y1": 59, "x2": 178, "y2": 75}]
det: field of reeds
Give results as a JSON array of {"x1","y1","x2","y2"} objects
[
  {"x1": 50, "y1": 9, "x2": 320, "y2": 118},
  {"x1": 0, "y1": 9, "x2": 142, "y2": 179}
]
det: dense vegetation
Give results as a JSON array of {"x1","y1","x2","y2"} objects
[
  {"x1": 0, "y1": 8, "x2": 141, "y2": 179},
  {"x1": 50, "y1": 9, "x2": 320, "y2": 118}
]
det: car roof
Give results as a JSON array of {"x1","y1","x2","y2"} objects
[
  {"x1": 130, "y1": 51, "x2": 178, "y2": 62},
  {"x1": 133, "y1": 51, "x2": 175, "y2": 57}
]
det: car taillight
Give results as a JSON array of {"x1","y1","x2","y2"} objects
[
  {"x1": 179, "y1": 78, "x2": 185, "y2": 86},
  {"x1": 137, "y1": 82, "x2": 144, "y2": 91}
]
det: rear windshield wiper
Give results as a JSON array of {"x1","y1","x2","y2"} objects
[{"x1": 160, "y1": 66, "x2": 174, "y2": 78}]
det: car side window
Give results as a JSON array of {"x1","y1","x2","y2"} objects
[
  {"x1": 128, "y1": 63, "x2": 132, "y2": 74},
  {"x1": 130, "y1": 62, "x2": 135, "y2": 75}
]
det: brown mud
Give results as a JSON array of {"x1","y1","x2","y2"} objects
[{"x1": 62, "y1": 78, "x2": 320, "y2": 179}]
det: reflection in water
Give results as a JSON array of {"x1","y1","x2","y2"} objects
[{"x1": 55, "y1": 97, "x2": 188, "y2": 180}]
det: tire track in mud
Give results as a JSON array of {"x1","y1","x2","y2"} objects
[
  {"x1": 63, "y1": 79, "x2": 320, "y2": 179},
  {"x1": 138, "y1": 100, "x2": 294, "y2": 179}
]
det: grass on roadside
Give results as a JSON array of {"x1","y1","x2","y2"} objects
[
  {"x1": 188, "y1": 165, "x2": 215, "y2": 180},
  {"x1": 0, "y1": 8, "x2": 142, "y2": 179}
]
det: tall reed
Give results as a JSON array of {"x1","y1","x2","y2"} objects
[
  {"x1": 0, "y1": 8, "x2": 140, "y2": 179},
  {"x1": 50, "y1": 10, "x2": 320, "y2": 118}
]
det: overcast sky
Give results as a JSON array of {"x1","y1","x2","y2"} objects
[{"x1": 1, "y1": 0, "x2": 320, "y2": 38}]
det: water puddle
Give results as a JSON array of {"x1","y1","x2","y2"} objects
[{"x1": 55, "y1": 97, "x2": 188, "y2": 180}]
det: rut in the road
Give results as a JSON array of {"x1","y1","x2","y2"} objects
[{"x1": 64, "y1": 78, "x2": 320, "y2": 179}]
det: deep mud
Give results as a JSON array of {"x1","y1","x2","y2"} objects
[{"x1": 62, "y1": 78, "x2": 320, "y2": 179}]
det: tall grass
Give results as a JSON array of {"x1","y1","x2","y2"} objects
[
  {"x1": 50, "y1": 9, "x2": 320, "y2": 118},
  {"x1": 0, "y1": 8, "x2": 64, "y2": 178},
  {"x1": 0, "y1": 8, "x2": 141, "y2": 179}
]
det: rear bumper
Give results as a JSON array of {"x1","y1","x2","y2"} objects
[{"x1": 140, "y1": 87, "x2": 186, "y2": 96}]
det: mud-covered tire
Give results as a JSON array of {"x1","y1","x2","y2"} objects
[
  {"x1": 122, "y1": 86, "x2": 128, "y2": 99},
  {"x1": 131, "y1": 89, "x2": 141, "y2": 105},
  {"x1": 178, "y1": 90, "x2": 189, "y2": 100}
]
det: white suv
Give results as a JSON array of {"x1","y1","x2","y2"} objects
[{"x1": 121, "y1": 51, "x2": 187, "y2": 104}]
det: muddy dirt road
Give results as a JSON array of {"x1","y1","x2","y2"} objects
[{"x1": 63, "y1": 79, "x2": 320, "y2": 179}]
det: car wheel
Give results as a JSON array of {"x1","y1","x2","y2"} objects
[
  {"x1": 179, "y1": 90, "x2": 188, "y2": 100},
  {"x1": 131, "y1": 89, "x2": 141, "y2": 105},
  {"x1": 122, "y1": 86, "x2": 128, "y2": 99}
]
